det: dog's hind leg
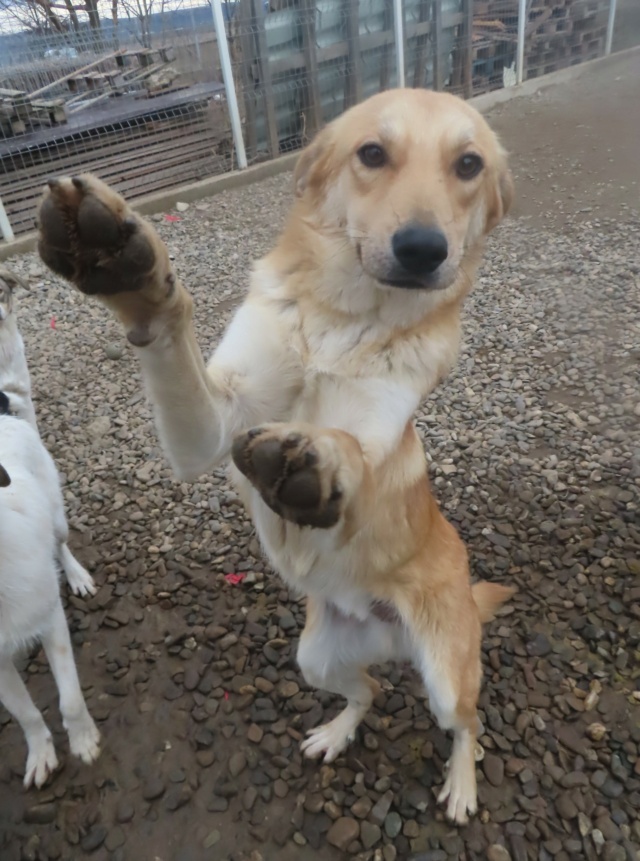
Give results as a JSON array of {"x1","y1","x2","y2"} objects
[
  {"x1": 414, "y1": 610, "x2": 483, "y2": 825},
  {"x1": 52, "y1": 493, "x2": 96, "y2": 597},
  {"x1": 0, "y1": 656, "x2": 58, "y2": 787},
  {"x1": 297, "y1": 599, "x2": 389, "y2": 763},
  {"x1": 57, "y1": 543, "x2": 96, "y2": 597},
  {"x1": 40, "y1": 601, "x2": 100, "y2": 765}
]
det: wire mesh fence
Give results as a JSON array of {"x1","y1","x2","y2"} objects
[{"x1": 0, "y1": 0, "x2": 621, "y2": 238}]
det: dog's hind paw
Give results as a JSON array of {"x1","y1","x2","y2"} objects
[
  {"x1": 67, "y1": 714, "x2": 101, "y2": 765},
  {"x1": 231, "y1": 424, "x2": 344, "y2": 529},
  {"x1": 301, "y1": 715, "x2": 356, "y2": 763},
  {"x1": 24, "y1": 733, "x2": 59, "y2": 789},
  {"x1": 65, "y1": 565, "x2": 97, "y2": 598},
  {"x1": 437, "y1": 754, "x2": 478, "y2": 825}
]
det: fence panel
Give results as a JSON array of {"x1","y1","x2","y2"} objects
[
  {"x1": 0, "y1": 0, "x2": 619, "y2": 239},
  {"x1": 0, "y1": 1, "x2": 237, "y2": 235}
]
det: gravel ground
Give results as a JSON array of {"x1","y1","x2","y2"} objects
[{"x1": 1, "y1": 54, "x2": 639, "y2": 861}]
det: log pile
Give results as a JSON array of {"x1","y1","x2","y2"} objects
[
  {"x1": 471, "y1": 0, "x2": 609, "y2": 91},
  {"x1": 0, "y1": 89, "x2": 67, "y2": 137}
]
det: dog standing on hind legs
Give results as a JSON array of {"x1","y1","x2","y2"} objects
[
  {"x1": 37, "y1": 88, "x2": 515, "y2": 823},
  {"x1": 0, "y1": 392, "x2": 100, "y2": 787}
]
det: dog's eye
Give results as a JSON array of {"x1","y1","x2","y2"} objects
[
  {"x1": 357, "y1": 143, "x2": 387, "y2": 169},
  {"x1": 455, "y1": 153, "x2": 484, "y2": 180}
]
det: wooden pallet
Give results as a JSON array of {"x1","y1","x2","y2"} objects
[{"x1": 1, "y1": 92, "x2": 229, "y2": 236}]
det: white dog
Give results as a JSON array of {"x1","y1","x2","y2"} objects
[
  {"x1": 0, "y1": 391, "x2": 100, "y2": 786},
  {"x1": 0, "y1": 266, "x2": 38, "y2": 431}
]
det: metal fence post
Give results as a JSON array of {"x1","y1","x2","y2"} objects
[
  {"x1": 393, "y1": 0, "x2": 406, "y2": 88},
  {"x1": 210, "y1": 0, "x2": 248, "y2": 170},
  {"x1": 0, "y1": 196, "x2": 15, "y2": 243},
  {"x1": 516, "y1": 0, "x2": 527, "y2": 85},
  {"x1": 605, "y1": 0, "x2": 617, "y2": 55}
]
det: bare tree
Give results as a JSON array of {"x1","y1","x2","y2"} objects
[
  {"x1": 0, "y1": 0, "x2": 65, "y2": 33},
  {"x1": 0, "y1": 0, "x2": 103, "y2": 34},
  {"x1": 118, "y1": 0, "x2": 183, "y2": 48}
]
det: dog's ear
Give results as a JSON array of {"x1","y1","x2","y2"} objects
[
  {"x1": 486, "y1": 154, "x2": 514, "y2": 232},
  {"x1": 0, "y1": 465, "x2": 10, "y2": 488},
  {"x1": 0, "y1": 266, "x2": 28, "y2": 292},
  {"x1": 293, "y1": 126, "x2": 334, "y2": 198}
]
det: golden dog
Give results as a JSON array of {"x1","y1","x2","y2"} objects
[{"x1": 37, "y1": 88, "x2": 514, "y2": 823}]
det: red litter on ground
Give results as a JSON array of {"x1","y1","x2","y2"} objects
[
  {"x1": 224, "y1": 573, "x2": 246, "y2": 586},
  {"x1": 164, "y1": 214, "x2": 181, "y2": 222},
  {"x1": 224, "y1": 691, "x2": 229, "y2": 701},
  {"x1": 50, "y1": 317, "x2": 56, "y2": 329}
]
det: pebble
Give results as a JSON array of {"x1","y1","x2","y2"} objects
[
  {"x1": 484, "y1": 753, "x2": 505, "y2": 787},
  {"x1": 23, "y1": 804, "x2": 57, "y2": 825},
  {"x1": 384, "y1": 812, "x2": 402, "y2": 839},
  {"x1": 142, "y1": 778, "x2": 166, "y2": 801},
  {"x1": 327, "y1": 817, "x2": 360, "y2": 851},
  {"x1": 80, "y1": 825, "x2": 108, "y2": 853}
]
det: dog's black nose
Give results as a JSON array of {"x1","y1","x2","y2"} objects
[{"x1": 392, "y1": 224, "x2": 448, "y2": 275}]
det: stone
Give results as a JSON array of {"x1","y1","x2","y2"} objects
[
  {"x1": 484, "y1": 753, "x2": 505, "y2": 787},
  {"x1": 384, "y1": 812, "x2": 402, "y2": 839},
  {"x1": 327, "y1": 817, "x2": 360, "y2": 851},
  {"x1": 370, "y1": 790, "x2": 394, "y2": 825},
  {"x1": 487, "y1": 846, "x2": 512, "y2": 861},
  {"x1": 360, "y1": 821, "x2": 382, "y2": 850},
  {"x1": 81, "y1": 825, "x2": 108, "y2": 853}
]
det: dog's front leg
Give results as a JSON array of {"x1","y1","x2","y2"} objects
[{"x1": 37, "y1": 175, "x2": 300, "y2": 480}]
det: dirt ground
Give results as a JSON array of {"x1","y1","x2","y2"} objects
[{"x1": 1, "y1": 51, "x2": 639, "y2": 861}]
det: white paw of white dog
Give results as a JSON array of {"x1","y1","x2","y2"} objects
[
  {"x1": 65, "y1": 565, "x2": 97, "y2": 598},
  {"x1": 437, "y1": 760, "x2": 478, "y2": 825},
  {"x1": 24, "y1": 733, "x2": 59, "y2": 788},
  {"x1": 67, "y1": 715, "x2": 101, "y2": 764},
  {"x1": 301, "y1": 710, "x2": 359, "y2": 763}
]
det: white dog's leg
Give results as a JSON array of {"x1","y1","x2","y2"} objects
[
  {"x1": 57, "y1": 543, "x2": 95, "y2": 597},
  {"x1": 52, "y1": 493, "x2": 96, "y2": 597},
  {"x1": 40, "y1": 602, "x2": 100, "y2": 765},
  {"x1": 0, "y1": 656, "x2": 58, "y2": 787},
  {"x1": 297, "y1": 601, "x2": 388, "y2": 763}
]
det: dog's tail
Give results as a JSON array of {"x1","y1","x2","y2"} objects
[{"x1": 472, "y1": 582, "x2": 515, "y2": 624}]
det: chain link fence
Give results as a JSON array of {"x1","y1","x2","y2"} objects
[{"x1": 0, "y1": 0, "x2": 623, "y2": 239}]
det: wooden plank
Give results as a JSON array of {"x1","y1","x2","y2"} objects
[
  {"x1": 300, "y1": 2, "x2": 322, "y2": 137},
  {"x1": 29, "y1": 52, "x2": 119, "y2": 99},
  {"x1": 432, "y1": 0, "x2": 444, "y2": 90},
  {"x1": 413, "y1": 0, "x2": 433, "y2": 88},
  {"x1": 380, "y1": 0, "x2": 394, "y2": 90},
  {"x1": 344, "y1": 0, "x2": 362, "y2": 108},
  {"x1": 251, "y1": 0, "x2": 279, "y2": 157}
]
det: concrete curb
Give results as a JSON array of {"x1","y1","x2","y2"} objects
[{"x1": 2, "y1": 44, "x2": 638, "y2": 263}]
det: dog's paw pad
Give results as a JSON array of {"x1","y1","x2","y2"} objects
[
  {"x1": 37, "y1": 175, "x2": 159, "y2": 296},
  {"x1": 232, "y1": 427, "x2": 343, "y2": 528}
]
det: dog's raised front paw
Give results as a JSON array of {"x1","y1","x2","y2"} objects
[
  {"x1": 37, "y1": 174, "x2": 172, "y2": 302},
  {"x1": 231, "y1": 424, "x2": 344, "y2": 528}
]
